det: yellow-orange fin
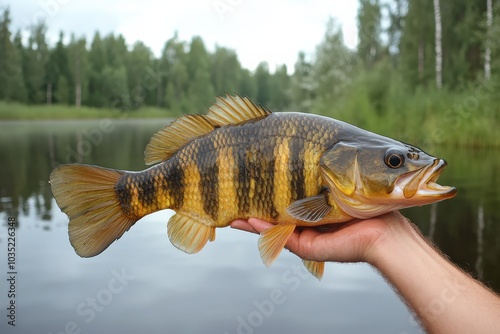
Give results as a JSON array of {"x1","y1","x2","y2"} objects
[
  {"x1": 302, "y1": 260, "x2": 325, "y2": 280},
  {"x1": 206, "y1": 94, "x2": 271, "y2": 126},
  {"x1": 49, "y1": 164, "x2": 136, "y2": 257},
  {"x1": 258, "y1": 224, "x2": 295, "y2": 267},
  {"x1": 167, "y1": 213, "x2": 216, "y2": 254},
  {"x1": 144, "y1": 95, "x2": 271, "y2": 165},
  {"x1": 144, "y1": 114, "x2": 215, "y2": 165},
  {"x1": 286, "y1": 194, "x2": 331, "y2": 223}
]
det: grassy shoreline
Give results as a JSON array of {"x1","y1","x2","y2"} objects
[
  {"x1": 1, "y1": 100, "x2": 498, "y2": 148},
  {"x1": 0, "y1": 101, "x2": 176, "y2": 120}
]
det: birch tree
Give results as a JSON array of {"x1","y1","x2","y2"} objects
[
  {"x1": 485, "y1": 0, "x2": 493, "y2": 81},
  {"x1": 433, "y1": 0, "x2": 442, "y2": 89}
]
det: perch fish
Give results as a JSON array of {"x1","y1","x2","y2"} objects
[{"x1": 49, "y1": 95, "x2": 457, "y2": 279}]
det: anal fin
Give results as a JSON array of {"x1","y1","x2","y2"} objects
[
  {"x1": 258, "y1": 224, "x2": 295, "y2": 267},
  {"x1": 302, "y1": 260, "x2": 325, "y2": 280},
  {"x1": 167, "y1": 213, "x2": 215, "y2": 254}
]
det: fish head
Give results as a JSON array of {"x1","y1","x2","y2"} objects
[{"x1": 320, "y1": 140, "x2": 457, "y2": 219}]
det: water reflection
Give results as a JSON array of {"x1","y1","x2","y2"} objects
[
  {"x1": 0, "y1": 119, "x2": 157, "y2": 225},
  {"x1": 476, "y1": 205, "x2": 484, "y2": 279},
  {"x1": 0, "y1": 120, "x2": 499, "y2": 333},
  {"x1": 1, "y1": 120, "x2": 499, "y2": 284}
]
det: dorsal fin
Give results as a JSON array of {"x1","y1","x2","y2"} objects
[
  {"x1": 144, "y1": 95, "x2": 271, "y2": 165},
  {"x1": 144, "y1": 114, "x2": 215, "y2": 165},
  {"x1": 206, "y1": 94, "x2": 271, "y2": 126}
]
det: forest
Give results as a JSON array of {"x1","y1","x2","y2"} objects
[{"x1": 0, "y1": 1, "x2": 499, "y2": 147}]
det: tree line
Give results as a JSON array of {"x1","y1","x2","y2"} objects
[
  {"x1": 0, "y1": 1, "x2": 499, "y2": 120},
  {"x1": 0, "y1": 7, "x2": 291, "y2": 114}
]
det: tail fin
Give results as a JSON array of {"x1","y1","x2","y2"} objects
[{"x1": 49, "y1": 164, "x2": 136, "y2": 257}]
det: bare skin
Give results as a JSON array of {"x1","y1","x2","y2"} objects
[{"x1": 231, "y1": 211, "x2": 500, "y2": 334}]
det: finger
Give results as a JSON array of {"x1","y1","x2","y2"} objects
[
  {"x1": 283, "y1": 227, "x2": 320, "y2": 258},
  {"x1": 246, "y1": 218, "x2": 275, "y2": 233},
  {"x1": 230, "y1": 220, "x2": 258, "y2": 234}
]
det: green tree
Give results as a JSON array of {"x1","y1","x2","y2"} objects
[
  {"x1": 385, "y1": 0, "x2": 407, "y2": 63},
  {"x1": 188, "y1": 69, "x2": 215, "y2": 112},
  {"x1": 210, "y1": 46, "x2": 242, "y2": 95},
  {"x1": 87, "y1": 32, "x2": 107, "y2": 106},
  {"x1": 398, "y1": 1, "x2": 486, "y2": 89},
  {"x1": 399, "y1": 0, "x2": 435, "y2": 87},
  {"x1": 88, "y1": 32, "x2": 106, "y2": 72},
  {"x1": 67, "y1": 34, "x2": 88, "y2": 107},
  {"x1": 488, "y1": 1, "x2": 500, "y2": 80},
  {"x1": 87, "y1": 33, "x2": 130, "y2": 108},
  {"x1": 0, "y1": 8, "x2": 25, "y2": 102},
  {"x1": 46, "y1": 31, "x2": 70, "y2": 104},
  {"x1": 126, "y1": 41, "x2": 154, "y2": 108},
  {"x1": 21, "y1": 22, "x2": 49, "y2": 104},
  {"x1": 158, "y1": 33, "x2": 189, "y2": 110},
  {"x1": 290, "y1": 52, "x2": 315, "y2": 112},
  {"x1": 186, "y1": 36, "x2": 215, "y2": 112},
  {"x1": 269, "y1": 64, "x2": 291, "y2": 110},
  {"x1": 54, "y1": 75, "x2": 69, "y2": 104},
  {"x1": 357, "y1": 0, "x2": 383, "y2": 69},
  {"x1": 11, "y1": 30, "x2": 27, "y2": 102},
  {"x1": 440, "y1": 1, "x2": 485, "y2": 86},
  {"x1": 254, "y1": 62, "x2": 272, "y2": 107},
  {"x1": 239, "y1": 68, "x2": 257, "y2": 100},
  {"x1": 104, "y1": 34, "x2": 128, "y2": 68},
  {"x1": 101, "y1": 65, "x2": 128, "y2": 109},
  {"x1": 313, "y1": 19, "x2": 357, "y2": 104},
  {"x1": 187, "y1": 36, "x2": 209, "y2": 79}
]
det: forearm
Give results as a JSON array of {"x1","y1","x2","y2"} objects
[{"x1": 368, "y1": 220, "x2": 500, "y2": 333}]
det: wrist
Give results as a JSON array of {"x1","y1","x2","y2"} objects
[{"x1": 363, "y1": 212, "x2": 421, "y2": 267}]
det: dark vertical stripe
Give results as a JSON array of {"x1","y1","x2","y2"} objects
[
  {"x1": 248, "y1": 152, "x2": 261, "y2": 212},
  {"x1": 236, "y1": 144, "x2": 250, "y2": 215},
  {"x1": 197, "y1": 139, "x2": 219, "y2": 220},
  {"x1": 139, "y1": 169, "x2": 156, "y2": 207},
  {"x1": 250, "y1": 134, "x2": 278, "y2": 219},
  {"x1": 115, "y1": 173, "x2": 134, "y2": 217},
  {"x1": 289, "y1": 137, "x2": 306, "y2": 201},
  {"x1": 235, "y1": 133, "x2": 278, "y2": 219},
  {"x1": 257, "y1": 155, "x2": 278, "y2": 219},
  {"x1": 164, "y1": 157, "x2": 184, "y2": 210}
]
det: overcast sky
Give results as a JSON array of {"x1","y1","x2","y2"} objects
[{"x1": 6, "y1": 0, "x2": 359, "y2": 72}]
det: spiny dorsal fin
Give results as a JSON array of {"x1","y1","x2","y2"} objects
[
  {"x1": 144, "y1": 95, "x2": 271, "y2": 165},
  {"x1": 206, "y1": 94, "x2": 271, "y2": 126},
  {"x1": 144, "y1": 114, "x2": 215, "y2": 165}
]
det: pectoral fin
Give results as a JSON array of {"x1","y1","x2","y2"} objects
[
  {"x1": 167, "y1": 213, "x2": 215, "y2": 254},
  {"x1": 258, "y1": 224, "x2": 296, "y2": 267},
  {"x1": 303, "y1": 260, "x2": 325, "y2": 280},
  {"x1": 286, "y1": 193, "x2": 331, "y2": 223}
]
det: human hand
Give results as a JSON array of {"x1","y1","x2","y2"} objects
[
  {"x1": 234, "y1": 213, "x2": 500, "y2": 334},
  {"x1": 230, "y1": 211, "x2": 414, "y2": 265}
]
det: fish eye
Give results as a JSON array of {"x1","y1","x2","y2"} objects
[{"x1": 384, "y1": 149, "x2": 405, "y2": 169}]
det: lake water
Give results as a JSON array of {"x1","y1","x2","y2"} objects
[{"x1": 0, "y1": 119, "x2": 498, "y2": 334}]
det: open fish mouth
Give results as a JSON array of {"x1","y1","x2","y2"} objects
[{"x1": 396, "y1": 159, "x2": 457, "y2": 200}]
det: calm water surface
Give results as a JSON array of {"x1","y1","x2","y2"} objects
[{"x1": 0, "y1": 119, "x2": 498, "y2": 334}]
